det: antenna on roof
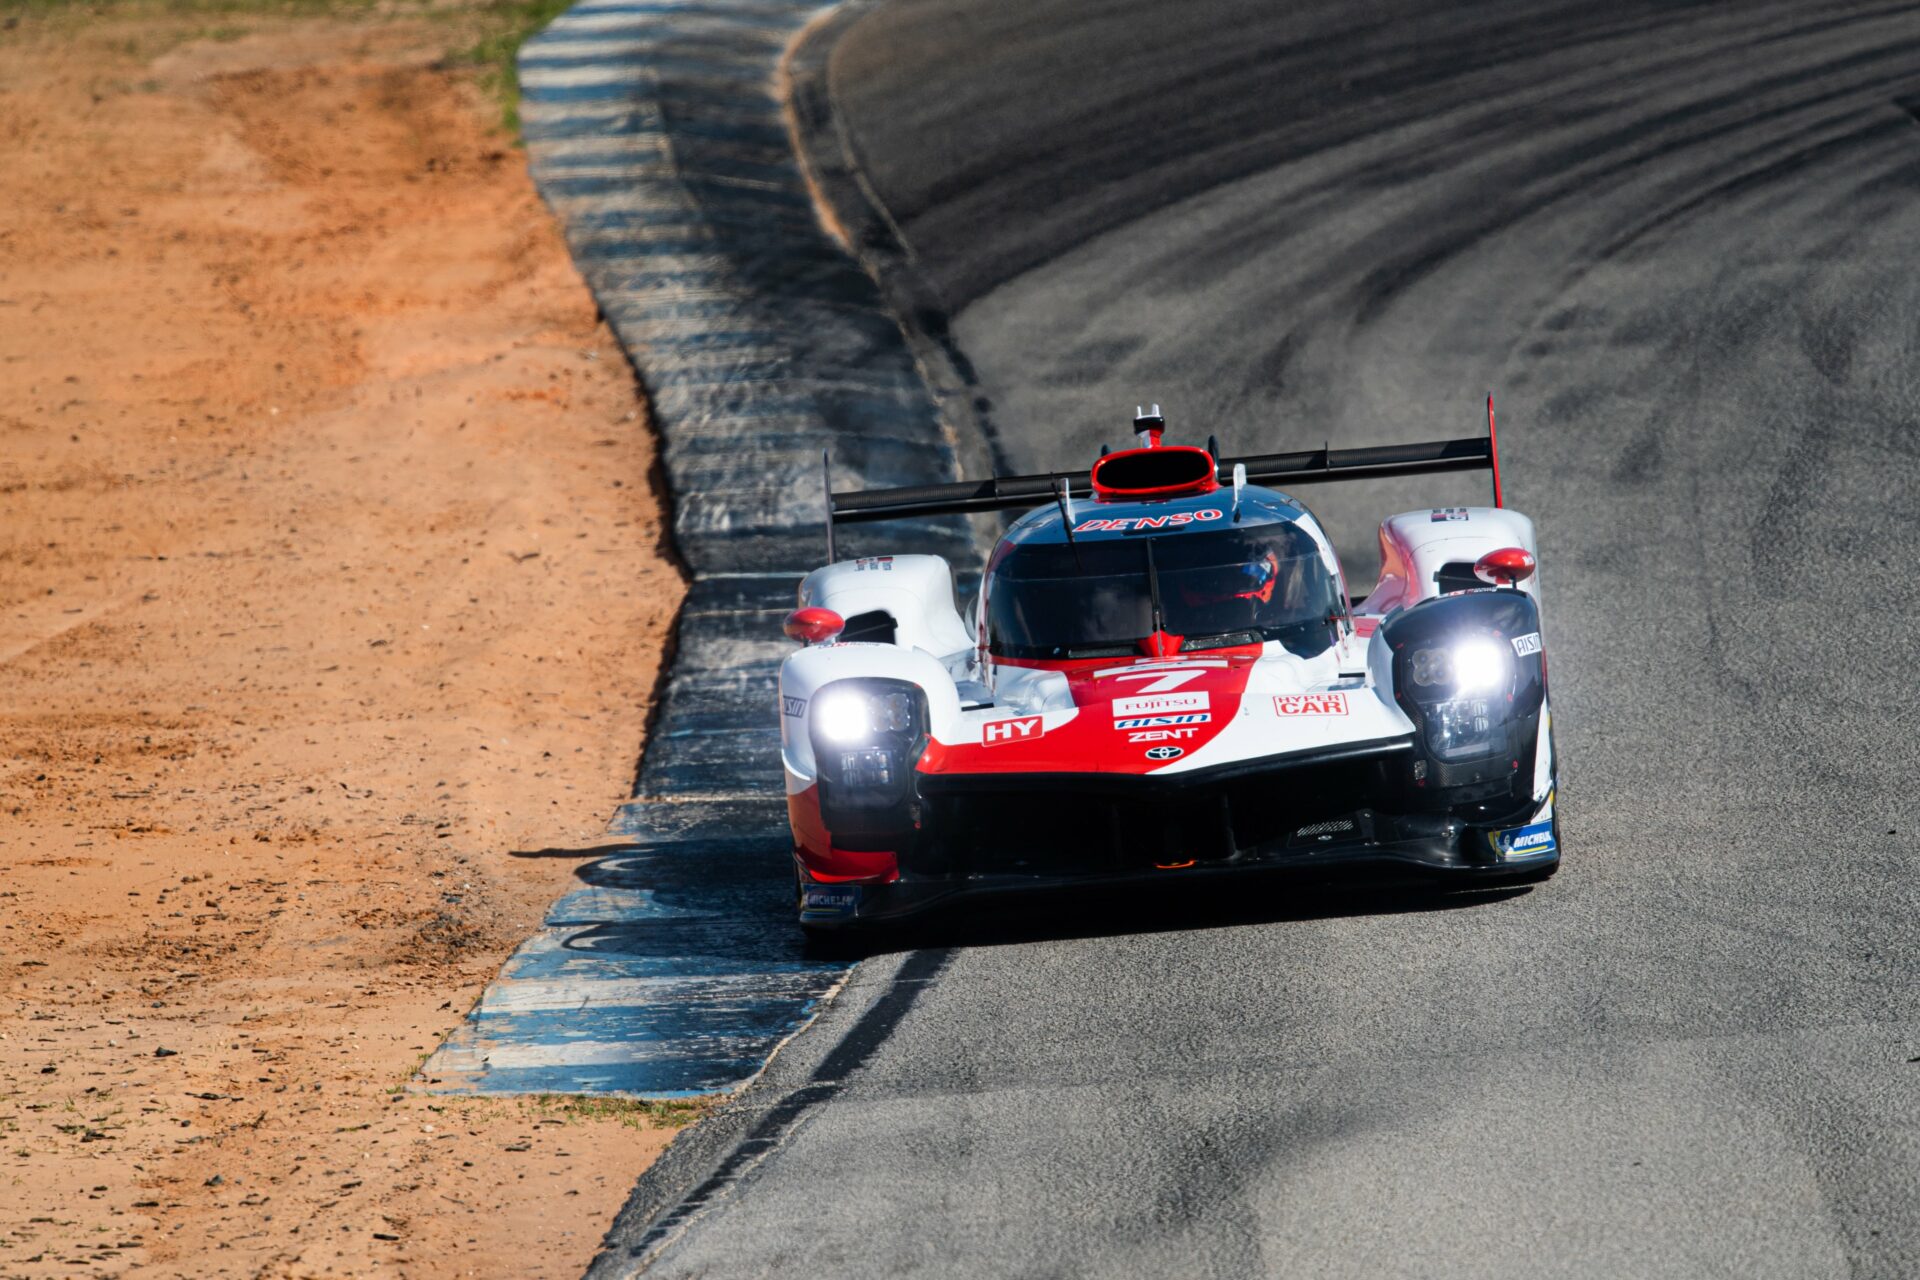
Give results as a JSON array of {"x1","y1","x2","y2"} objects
[
  {"x1": 1231, "y1": 462, "x2": 1247, "y2": 522},
  {"x1": 1055, "y1": 476, "x2": 1083, "y2": 570},
  {"x1": 1133, "y1": 403, "x2": 1165, "y2": 448}
]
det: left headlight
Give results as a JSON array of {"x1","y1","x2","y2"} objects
[
  {"x1": 1402, "y1": 636, "x2": 1512, "y2": 763},
  {"x1": 1382, "y1": 589, "x2": 1548, "y2": 809},
  {"x1": 1407, "y1": 637, "x2": 1509, "y2": 694}
]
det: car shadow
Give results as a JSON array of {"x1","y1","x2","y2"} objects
[
  {"x1": 814, "y1": 875, "x2": 1536, "y2": 961},
  {"x1": 510, "y1": 839, "x2": 1538, "y2": 966}
]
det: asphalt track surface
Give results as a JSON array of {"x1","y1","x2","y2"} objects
[{"x1": 605, "y1": 2, "x2": 1920, "y2": 1275}]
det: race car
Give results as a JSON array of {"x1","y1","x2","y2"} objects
[{"x1": 780, "y1": 403, "x2": 1557, "y2": 931}]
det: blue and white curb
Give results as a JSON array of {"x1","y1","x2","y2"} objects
[
  {"x1": 418, "y1": 0, "x2": 968, "y2": 1097},
  {"x1": 422, "y1": 799, "x2": 828, "y2": 1096}
]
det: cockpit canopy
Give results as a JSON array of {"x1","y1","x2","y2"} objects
[{"x1": 984, "y1": 517, "x2": 1344, "y2": 661}]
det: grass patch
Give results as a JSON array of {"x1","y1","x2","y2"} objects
[
  {"x1": 443, "y1": 0, "x2": 574, "y2": 133},
  {"x1": 522, "y1": 1092, "x2": 719, "y2": 1129},
  {"x1": 0, "y1": 0, "x2": 384, "y2": 20},
  {"x1": 0, "y1": 0, "x2": 571, "y2": 136}
]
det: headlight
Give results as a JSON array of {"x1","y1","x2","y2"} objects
[
  {"x1": 808, "y1": 681, "x2": 927, "y2": 827},
  {"x1": 816, "y1": 691, "x2": 872, "y2": 744},
  {"x1": 1423, "y1": 695, "x2": 1498, "y2": 762},
  {"x1": 815, "y1": 687, "x2": 917, "y2": 744},
  {"x1": 1406, "y1": 637, "x2": 1510, "y2": 762},
  {"x1": 1381, "y1": 591, "x2": 1546, "y2": 804},
  {"x1": 1409, "y1": 637, "x2": 1508, "y2": 694},
  {"x1": 838, "y1": 746, "x2": 897, "y2": 787}
]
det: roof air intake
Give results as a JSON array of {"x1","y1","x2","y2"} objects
[{"x1": 1090, "y1": 444, "x2": 1219, "y2": 502}]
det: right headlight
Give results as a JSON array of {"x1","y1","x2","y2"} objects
[
  {"x1": 814, "y1": 686, "x2": 918, "y2": 744},
  {"x1": 808, "y1": 678, "x2": 927, "y2": 799}
]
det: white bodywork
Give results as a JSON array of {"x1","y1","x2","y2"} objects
[
  {"x1": 779, "y1": 510, "x2": 1549, "y2": 815},
  {"x1": 1355, "y1": 507, "x2": 1542, "y2": 619}
]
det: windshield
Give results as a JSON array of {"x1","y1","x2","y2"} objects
[{"x1": 986, "y1": 522, "x2": 1343, "y2": 660}]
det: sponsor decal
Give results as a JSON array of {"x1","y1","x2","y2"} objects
[
  {"x1": 853, "y1": 556, "x2": 894, "y2": 571},
  {"x1": 781, "y1": 695, "x2": 807, "y2": 718},
  {"x1": 800, "y1": 885, "x2": 860, "y2": 920},
  {"x1": 1114, "y1": 691, "x2": 1209, "y2": 718},
  {"x1": 1093, "y1": 659, "x2": 1228, "y2": 677},
  {"x1": 1143, "y1": 745, "x2": 1184, "y2": 761},
  {"x1": 1294, "y1": 817, "x2": 1357, "y2": 842},
  {"x1": 1114, "y1": 713, "x2": 1211, "y2": 730},
  {"x1": 1129, "y1": 727, "x2": 1200, "y2": 743},
  {"x1": 983, "y1": 715, "x2": 1043, "y2": 746},
  {"x1": 1430, "y1": 507, "x2": 1470, "y2": 522},
  {"x1": 1494, "y1": 820, "x2": 1556, "y2": 859},
  {"x1": 1074, "y1": 509, "x2": 1224, "y2": 534},
  {"x1": 1274, "y1": 693, "x2": 1349, "y2": 716},
  {"x1": 1511, "y1": 631, "x2": 1543, "y2": 656},
  {"x1": 1108, "y1": 667, "x2": 1206, "y2": 693}
]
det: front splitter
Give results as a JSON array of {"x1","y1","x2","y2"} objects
[{"x1": 798, "y1": 837, "x2": 1559, "y2": 931}]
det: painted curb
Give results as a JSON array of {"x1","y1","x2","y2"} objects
[{"x1": 420, "y1": 0, "x2": 967, "y2": 1099}]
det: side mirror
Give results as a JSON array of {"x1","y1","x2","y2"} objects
[
  {"x1": 784, "y1": 606, "x2": 845, "y2": 645},
  {"x1": 1474, "y1": 547, "x2": 1536, "y2": 587}
]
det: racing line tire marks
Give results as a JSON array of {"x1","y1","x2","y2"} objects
[
  {"x1": 584, "y1": 948, "x2": 953, "y2": 1277},
  {"x1": 595, "y1": 1, "x2": 1920, "y2": 1276}
]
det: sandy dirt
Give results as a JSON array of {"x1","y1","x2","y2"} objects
[{"x1": 0, "y1": 12, "x2": 690, "y2": 1277}]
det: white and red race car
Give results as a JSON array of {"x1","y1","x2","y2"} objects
[{"x1": 779, "y1": 406, "x2": 1557, "y2": 931}]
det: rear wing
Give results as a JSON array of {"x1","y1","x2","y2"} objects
[{"x1": 827, "y1": 397, "x2": 1505, "y2": 546}]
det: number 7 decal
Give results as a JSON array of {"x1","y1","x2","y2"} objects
[{"x1": 1110, "y1": 668, "x2": 1205, "y2": 694}]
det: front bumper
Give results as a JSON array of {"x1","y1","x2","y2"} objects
[
  {"x1": 797, "y1": 822, "x2": 1558, "y2": 928},
  {"x1": 797, "y1": 736, "x2": 1557, "y2": 929}
]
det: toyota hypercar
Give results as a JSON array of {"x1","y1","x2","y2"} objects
[{"x1": 781, "y1": 405, "x2": 1558, "y2": 931}]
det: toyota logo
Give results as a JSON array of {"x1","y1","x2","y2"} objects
[{"x1": 1144, "y1": 745, "x2": 1184, "y2": 761}]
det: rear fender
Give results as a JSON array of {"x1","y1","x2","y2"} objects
[
  {"x1": 797, "y1": 554, "x2": 973, "y2": 658},
  {"x1": 1359, "y1": 507, "x2": 1543, "y2": 617}
]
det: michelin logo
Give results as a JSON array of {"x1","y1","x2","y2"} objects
[
  {"x1": 1495, "y1": 820, "x2": 1556, "y2": 859},
  {"x1": 801, "y1": 886, "x2": 860, "y2": 920}
]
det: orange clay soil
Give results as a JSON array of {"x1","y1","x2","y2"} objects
[{"x1": 0, "y1": 14, "x2": 693, "y2": 1278}]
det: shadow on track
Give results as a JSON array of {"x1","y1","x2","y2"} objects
[
  {"x1": 512, "y1": 838, "x2": 1537, "y2": 965},
  {"x1": 808, "y1": 875, "x2": 1538, "y2": 962}
]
